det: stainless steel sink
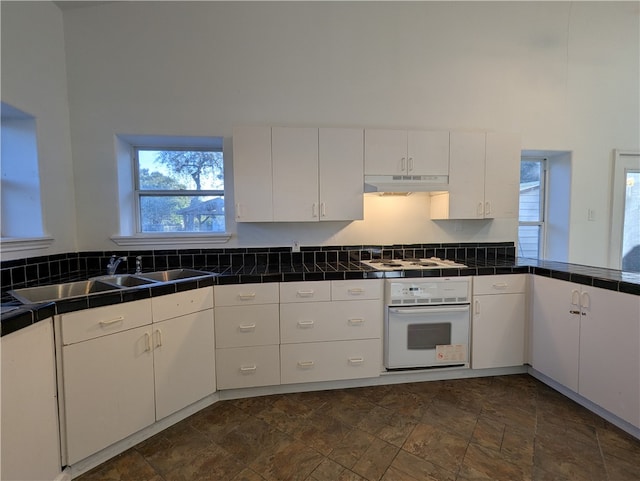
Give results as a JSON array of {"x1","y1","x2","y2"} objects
[
  {"x1": 136, "y1": 269, "x2": 213, "y2": 282},
  {"x1": 98, "y1": 275, "x2": 156, "y2": 288},
  {"x1": 9, "y1": 280, "x2": 120, "y2": 304}
]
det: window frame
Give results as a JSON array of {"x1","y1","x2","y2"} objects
[
  {"x1": 518, "y1": 156, "x2": 548, "y2": 259},
  {"x1": 132, "y1": 146, "x2": 225, "y2": 235}
]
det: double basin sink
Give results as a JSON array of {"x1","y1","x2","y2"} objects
[{"x1": 9, "y1": 269, "x2": 214, "y2": 305}]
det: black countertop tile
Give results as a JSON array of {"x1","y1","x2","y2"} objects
[{"x1": 2, "y1": 257, "x2": 639, "y2": 337}]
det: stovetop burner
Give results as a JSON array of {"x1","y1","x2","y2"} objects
[{"x1": 360, "y1": 257, "x2": 468, "y2": 271}]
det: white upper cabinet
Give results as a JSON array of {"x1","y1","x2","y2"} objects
[
  {"x1": 233, "y1": 126, "x2": 273, "y2": 222},
  {"x1": 233, "y1": 126, "x2": 364, "y2": 223},
  {"x1": 364, "y1": 129, "x2": 449, "y2": 176},
  {"x1": 272, "y1": 126, "x2": 319, "y2": 221},
  {"x1": 319, "y1": 127, "x2": 364, "y2": 221},
  {"x1": 431, "y1": 132, "x2": 520, "y2": 220}
]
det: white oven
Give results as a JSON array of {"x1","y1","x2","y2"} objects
[{"x1": 384, "y1": 277, "x2": 471, "y2": 370}]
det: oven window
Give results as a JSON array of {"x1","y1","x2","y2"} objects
[{"x1": 407, "y1": 323, "x2": 451, "y2": 350}]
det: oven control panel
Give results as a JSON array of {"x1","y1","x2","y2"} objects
[{"x1": 385, "y1": 277, "x2": 471, "y2": 305}]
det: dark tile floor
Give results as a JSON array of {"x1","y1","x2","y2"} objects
[{"x1": 76, "y1": 374, "x2": 640, "y2": 481}]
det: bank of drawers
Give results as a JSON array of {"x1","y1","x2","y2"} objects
[{"x1": 214, "y1": 283, "x2": 280, "y2": 389}]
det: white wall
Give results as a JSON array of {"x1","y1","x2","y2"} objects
[
  {"x1": 40, "y1": 2, "x2": 640, "y2": 265},
  {"x1": 0, "y1": 1, "x2": 77, "y2": 261}
]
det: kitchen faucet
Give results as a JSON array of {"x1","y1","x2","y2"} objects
[
  {"x1": 106, "y1": 255, "x2": 127, "y2": 275},
  {"x1": 135, "y1": 256, "x2": 142, "y2": 274}
]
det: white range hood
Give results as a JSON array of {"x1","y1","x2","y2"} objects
[{"x1": 364, "y1": 174, "x2": 449, "y2": 193}]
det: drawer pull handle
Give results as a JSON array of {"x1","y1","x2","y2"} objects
[
  {"x1": 239, "y1": 323, "x2": 257, "y2": 332},
  {"x1": 347, "y1": 288, "x2": 365, "y2": 295},
  {"x1": 240, "y1": 365, "x2": 257, "y2": 373},
  {"x1": 297, "y1": 320, "x2": 315, "y2": 328},
  {"x1": 492, "y1": 283, "x2": 508, "y2": 289},
  {"x1": 99, "y1": 316, "x2": 124, "y2": 327},
  {"x1": 155, "y1": 329, "x2": 162, "y2": 347},
  {"x1": 144, "y1": 332, "x2": 151, "y2": 352},
  {"x1": 297, "y1": 361, "x2": 315, "y2": 368},
  {"x1": 348, "y1": 318, "x2": 364, "y2": 325},
  {"x1": 238, "y1": 293, "x2": 257, "y2": 300},
  {"x1": 348, "y1": 357, "x2": 364, "y2": 365},
  {"x1": 296, "y1": 290, "x2": 315, "y2": 297}
]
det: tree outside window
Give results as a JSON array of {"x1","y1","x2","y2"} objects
[{"x1": 135, "y1": 148, "x2": 224, "y2": 233}]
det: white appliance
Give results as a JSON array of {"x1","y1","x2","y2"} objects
[
  {"x1": 361, "y1": 257, "x2": 467, "y2": 271},
  {"x1": 384, "y1": 277, "x2": 471, "y2": 370}
]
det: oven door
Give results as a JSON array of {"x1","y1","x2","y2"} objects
[{"x1": 384, "y1": 304, "x2": 470, "y2": 370}]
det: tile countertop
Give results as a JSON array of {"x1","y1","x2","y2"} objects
[{"x1": 1, "y1": 257, "x2": 639, "y2": 337}]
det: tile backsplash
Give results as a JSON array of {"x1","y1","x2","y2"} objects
[{"x1": 0, "y1": 242, "x2": 515, "y2": 295}]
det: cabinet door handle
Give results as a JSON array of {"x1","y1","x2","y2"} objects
[
  {"x1": 475, "y1": 300, "x2": 480, "y2": 315},
  {"x1": 347, "y1": 287, "x2": 365, "y2": 296},
  {"x1": 492, "y1": 283, "x2": 508, "y2": 289},
  {"x1": 321, "y1": 202, "x2": 326, "y2": 217},
  {"x1": 348, "y1": 357, "x2": 364, "y2": 365},
  {"x1": 296, "y1": 290, "x2": 315, "y2": 297},
  {"x1": 569, "y1": 310, "x2": 581, "y2": 315},
  {"x1": 581, "y1": 291, "x2": 590, "y2": 312},
  {"x1": 485, "y1": 201, "x2": 491, "y2": 215},
  {"x1": 312, "y1": 203, "x2": 318, "y2": 218},
  {"x1": 99, "y1": 316, "x2": 124, "y2": 327},
  {"x1": 297, "y1": 361, "x2": 315, "y2": 368},
  {"x1": 401, "y1": 157, "x2": 406, "y2": 172},
  {"x1": 297, "y1": 320, "x2": 314, "y2": 328},
  {"x1": 144, "y1": 332, "x2": 151, "y2": 352},
  {"x1": 235, "y1": 203, "x2": 242, "y2": 219},
  {"x1": 238, "y1": 323, "x2": 256, "y2": 332},
  {"x1": 348, "y1": 318, "x2": 364, "y2": 325},
  {"x1": 239, "y1": 365, "x2": 257, "y2": 373},
  {"x1": 408, "y1": 157, "x2": 414, "y2": 172},
  {"x1": 155, "y1": 329, "x2": 162, "y2": 347},
  {"x1": 238, "y1": 293, "x2": 256, "y2": 301},
  {"x1": 477, "y1": 202, "x2": 484, "y2": 216},
  {"x1": 571, "y1": 289, "x2": 580, "y2": 306}
]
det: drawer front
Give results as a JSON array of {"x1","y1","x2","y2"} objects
[
  {"x1": 215, "y1": 304, "x2": 280, "y2": 348},
  {"x1": 280, "y1": 339, "x2": 381, "y2": 384},
  {"x1": 473, "y1": 274, "x2": 527, "y2": 295},
  {"x1": 216, "y1": 345, "x2": 280, "y2": 389},
  {"x1": 60, "y1": 299, "x2": 152, "y2": 345},
  {"x1": 214, "y1": 283, "x2": 279, "y2": 307},
  {"x1": 152, "y1": 287, "x2": 214, "y2": 322},
  {"x1": 279, "y1": 281, "x2": 331, "y2": 303},
  {"x1": 331, "y1": 279, "x2": 383, "y2": 301},
  {"x1": 280, "y1": 300, "x2": 382, "y2": 344}
]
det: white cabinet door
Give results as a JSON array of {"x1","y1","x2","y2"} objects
[
  {"x1": 407, "y1": 130, "x2": 450, "y2": 176},
  {"x1": 233, "y1": 126, "x2": 273, "y2": 222},
  {"x1": 215, "y1": 304, "x2": 280, "y2": 348},
  {"x1": 151, "y1": 287, "x2": 213, "y2": 323},
  {"x1": 531, "y1": 277, "x2": 580, "y2": 391},
  {"x1": 472, "y1": 292, "x2": 526, "y2": 369},
  {"x1": 364, "y1": 129, "x2": 406, "y2": 175},
  {"x1": 153, "y1": 309, "x2": 216, "y2": 420},
  {"x1": 484, "y1": 132, "x2": 520, "y2": 219},
  {"x1": 216, "y1": 345, "x2": 281, "y2": 390},
  {"x1": 432, "y1": 132, "x2": 486, "y2": 220},
  {"x1": 272, "y1": 126, "x2": 319, "y2": 221},
  {"x1": 319, "y1": 127, "x2": 364, "y2": 221},
  {"x1": 62, "y1": 325, "x2": 155, "y2": 464},
  {"x1": 578, "y1": 287, "x2": 640, "y2": 427},
  {"x1": 1, "y1": 319, "x2": 61, "y2": 481}
]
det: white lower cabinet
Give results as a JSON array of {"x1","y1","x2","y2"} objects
[
  {"x1": 59, "y1": 290, "x2": 216, "y2": 465},
  {"x1": 1, "y1": 319, "x2": 62, "y2": 481},
  {"x1": 532, "y1": 276, "x2": 640, "y2": 428},
  {"x1": 279, "y1": 280, "x2": 383, "y2": 385},
  {"x1": 214, "y1": 283, "x2": 280, "y2": 389},
  {"x1": 471, "y1": 275, "x2": 527, "y2": 369}
]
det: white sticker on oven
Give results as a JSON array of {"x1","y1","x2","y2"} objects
[{"x1": 435, "y1": 344, "x2": 466, "y2": 362}]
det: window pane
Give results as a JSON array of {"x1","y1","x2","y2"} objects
[
  {"x1": 138, "y1": 150, "x2": 223, "y2": 191},
  {"x1": 518, "y1": 225, "x2": 541, "y2": 258},
  {"x1": 139, "y1": 195, "x2": 225, "y2": 233},
  {"x1": 621, "y1": 171, "x2": 640, "y2": 272},
  {"x1": 519, "y1": 161, "x2": 542, "y2": 222}
]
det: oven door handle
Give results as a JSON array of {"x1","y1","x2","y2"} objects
[{"x1": 389, "y1": 306, "x2": 469, "y2": 315}]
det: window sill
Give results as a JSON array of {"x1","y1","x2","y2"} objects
[
  {"x1": 0, "y1": 236, "x2": 54, "y2": 252},
  {"x1": 111, "y1": 233, "x2": 232, "y2": 247}
]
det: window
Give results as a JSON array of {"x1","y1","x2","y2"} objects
[
  {"x1": 518, "y1": 158, "x2": 546, "y2": 258},
  {"x1": 134, "y1": 147, "x2": 225, "y2": 233}
]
